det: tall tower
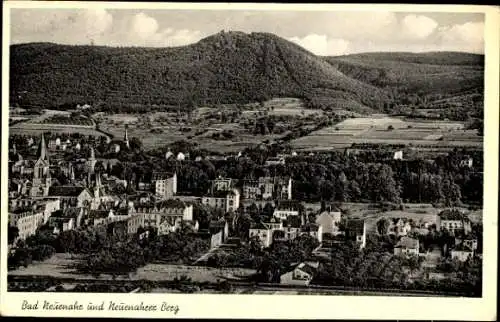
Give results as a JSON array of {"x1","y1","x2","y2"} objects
[
  {"x1": 86, "y1": 147, "x2": 97, "y2": 174},
  {"x1": 124, "y1": 125, "x2": 130, "y2": 149},
  {"x1": 31, "y1": 133, "x2": 51, "y2": 197}
]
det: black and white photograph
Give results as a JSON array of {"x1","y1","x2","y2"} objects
[{"x1": 1, "y1": 2, "x2": 498, "y2": 320}]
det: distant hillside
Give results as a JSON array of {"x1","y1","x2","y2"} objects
[
  {"x1": 325, "y1": 52, "x2": 484, "y2": 97},
  {"x1": 10, "y1": 31, "x2": 387, "y2": 113}
]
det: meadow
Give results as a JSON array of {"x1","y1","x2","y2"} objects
[{"x1": 291, "y1": 115, "x2": 481, "y2": 151}]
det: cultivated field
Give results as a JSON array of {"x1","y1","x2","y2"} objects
[
  {"x1": 9, "y1": 125, "x2": 107, "y2": 138},
  {"x1": 292, "y1": 115, "x2": 481, "y2": 151}
]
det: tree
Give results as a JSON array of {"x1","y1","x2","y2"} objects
[
  {"x1": 8, "y1": 225, "x2": 19, "y2": 245},
  {"x1": 376, "y1": 218, "x2": 390, "y2": 235}
]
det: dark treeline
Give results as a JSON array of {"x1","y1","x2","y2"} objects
[{"x1": 105, "y1": 145, "x2": 482, "y2": 206}]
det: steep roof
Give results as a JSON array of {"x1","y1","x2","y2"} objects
[
  {"x1": 439, "y1": 208, "x2": 468, "y2": 221},
  {"x1": 155, "y1": 199, "x2": 187, "y2": 209},
  {"x1": 36, "y1": 133, "x2": 49, "y2": 162}
]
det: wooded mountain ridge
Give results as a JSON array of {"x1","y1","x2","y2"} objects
[{"x1": 10, "y1": 31, "x2": 484, "y2": 114}]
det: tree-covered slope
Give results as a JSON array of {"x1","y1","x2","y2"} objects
[
  {"x1": 325, "y1": 52, "x2": 484, "y2": 97},
  {"x1": 10, "y1": 31, "x2": 387, "y2": 112}
]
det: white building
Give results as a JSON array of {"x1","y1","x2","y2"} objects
[{"x1": 315, "y1": 208, "x2": 342, "y2": 236}]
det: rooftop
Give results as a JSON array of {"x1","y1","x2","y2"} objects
[
  {"x1": 396, "y1": 236, "x2": 419, "y2": 249},
  {"x1": 48, "y1": 186, "x2": 87, "y2": 197},
  {"x1": 439, "y1": 208, "x2": 468, "y2": 221}
]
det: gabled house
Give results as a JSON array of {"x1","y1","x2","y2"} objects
[
  {"x1": 280, "y1": 261, "x2": 319, "y2": 286},
  {"x1": 273, "y1": 200, "x2": 301, "y2": 221},
  {"x1": 437, "y1": 209, "x2": 472, "y2": 235},
  {"x1": 315, "y1": 208, "x2": 342, "y2": 236},
  {"x1": 451, "y1": 244, "x2": 474, "y2": 262},
  {"x1": 394, "y1": 236, "x2": 420, "y2": 256},
  {"x1": 201, "y1": 189, "x2": 240, "y2": 213}
]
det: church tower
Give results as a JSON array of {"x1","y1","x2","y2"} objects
[
  {"x1": 86, "y1": 147, "x2": 97, "y2": 174},
  {"x1": 31, "y1": 133, "x2": 51, "y2": 197},
  {"x1": 124, "y1": 125, "x2": 130, "y2": 149}
]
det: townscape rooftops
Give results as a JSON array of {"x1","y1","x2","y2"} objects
[{"x1": 48, "y1": 186, "x2": 87, "y2": 197}]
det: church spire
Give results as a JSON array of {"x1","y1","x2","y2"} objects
[
  {"x1": 37, "y1": 133, "x2": 48, "y2": 161},
  {"x1": 124, "y1": 125, "x2": 130, "y2": 148}
]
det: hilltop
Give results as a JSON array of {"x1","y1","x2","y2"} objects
[
  {"x1": 10, "y1": 32, "x2": 483, "y2": 117},
  {"x1": 10, "y1": 31, "x2": 386, "y2": 113}
]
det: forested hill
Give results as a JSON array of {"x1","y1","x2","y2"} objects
[
  {"x1": 10, "y1": 31, "x2": 387, "y2": 112},
  {"x1": 324, "y1": 52, "x2": 484, "y2": 97}
]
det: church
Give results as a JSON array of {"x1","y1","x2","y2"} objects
[{"x1": 30, "y1": 133, "x2": 52, "y2": 197}]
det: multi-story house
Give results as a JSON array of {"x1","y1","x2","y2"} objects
[
  {"x1": 273, "y1": 200, "x2": 301, "y2": 221},
  {"x1": 437, "y1": 209, "x2": 472, "y2": 235},
  {"x1": 242, "y1": 177, "x2": 292, "y2": 200},
  {"x1": 201, "y1": 189, "x2": 240, "y2": 213},
  {"x1": 152, "y1": 172, "x2": 177, "y2": 199},
  {"x1": 134, "y1": 199, "x2": 195, "y2": 235}
]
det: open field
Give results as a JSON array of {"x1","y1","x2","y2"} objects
[
  {"x1": 8, "y1": 253, "x2": 256, "y2": 283},
  {"x1": 9, "y1": 124, "x2": 107, "y2": 138},
  {"x1": 292, "y1": 115, "x2": 481, "y2": 150}
]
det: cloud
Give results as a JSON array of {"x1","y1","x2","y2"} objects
[
  {"x1": 289, "y1": 34, "x2": 350, "y2": 56},
  {"x1": 11, "y1": 9, "x2": 113, "y2": 44},
  {"x1": 125, "y1": 12, "x2": 203, "y2": 47},
  {"x1": 401, "y1": 14, "x2": 438, "y2": 39},
  {"x1": 131, "y1": 12, "x2": 159, "y2": 39},
  {"x1": 437, "y1": 21, "x2": 484, "y2": 53}
]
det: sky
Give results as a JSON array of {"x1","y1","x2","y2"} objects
[{"x1": 10, "y1": 8, "x2": 485, "y2": 55}]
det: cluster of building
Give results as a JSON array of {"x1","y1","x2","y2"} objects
[
  {"x1": 381, "y1": 209, "x2": 477, "y2": 263},
  {"x1": 8, "y1": 132, "x2": 480, "y2": 288}
]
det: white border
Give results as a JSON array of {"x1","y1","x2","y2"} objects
[{"x1": 1, "y1": 2, "x2": 498, "y2": 320}]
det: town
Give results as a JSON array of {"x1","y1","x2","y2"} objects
[{"x1": 7, "y1": 121, "x2": 482, "y2": 296}]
